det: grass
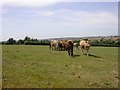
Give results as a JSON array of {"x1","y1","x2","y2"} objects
[{"x1": 2, "y1": 45, "x2": 118, "y2": 88}]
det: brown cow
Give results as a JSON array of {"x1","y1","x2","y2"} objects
[
  {"x1": 66, "y1": 40, "x2": 74, "y2": 56},
  {"x1": 50, "y1": 40, "x2": 66, "y2": 51},
  {"x1": 58, "y1": 40, "x2": 67, "y2": 51},
  {"x1": 58, "y1": 41, "x2": 63, "y2": 51},
  {"x1": 79, "y1": 39, "x2": 90, "y2": 56}
]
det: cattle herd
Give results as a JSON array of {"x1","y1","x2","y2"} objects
[{"x1": 49, "y1": 39, "x2": 91, "y2": 56}]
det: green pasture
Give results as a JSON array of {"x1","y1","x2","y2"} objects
[{"x1": 2, "y1": 45, "x2": 118, "y2": 88}]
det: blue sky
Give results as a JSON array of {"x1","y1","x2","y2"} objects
[{"x1": 1, "y1": 1, "x2": 118, "y2": 41}]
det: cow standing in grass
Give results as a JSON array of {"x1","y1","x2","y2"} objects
[
  {"x1": 50, "y1": 40, "x2": 74, "y2": 56},
  {"x1": 79, "y1": 39, "x2": 90, "y2": 56},
  {"x1": 50, "y1": 40, "x2": 64, "y2": 51},
  {"x1": 50, "y1": 40, "x2": 59, "y2": 50},
  {"x1": 59, "y1": 40, "x2": 67, "y2": 51},
  {"x1": 58, "y1": 41, "x2": 63, "y2": 51},
  {"x1": 66, "y1": 40, "x2": 74, "y2": 56}
]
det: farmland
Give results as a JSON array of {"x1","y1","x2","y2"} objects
[{"x1": 2, "y1": 45, "x2": 118, "y2": 88}]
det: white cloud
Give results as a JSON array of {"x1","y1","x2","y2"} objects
[
  {"x1": 37, "y1": 9, "x2": 71, "y2": 17},
  {"x1": 0, "y1": 0, "x2": 119, "y2": 7},
  {"x1": 1, "y1": 0, "x2": 61, "y2": 7},
  {"x1": 72, "y1": 11, "x2": 117, "y2": 25},
  {"x1": 38, "y1": 9, "x2": 117, "y2": 26},
  {"x1": 55, "y1": 9, "x2": 71, "y2": 13},
  {"x1": 38, "y1": 11, "x2": 54, "y2": 16}
]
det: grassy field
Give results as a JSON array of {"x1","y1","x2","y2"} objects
[{"x1": 2, "y1": 45, "x2": 118, "y2": 88}]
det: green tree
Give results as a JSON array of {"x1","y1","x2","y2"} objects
[
  {"x1": 18, "y1": 39, "x2": 24, "y2": 44},
  {"x1": 24, "y1": 36, "x2": 31, "y2": 41},
  {"x1": 6, "y1": 38, "x2": 16, "y2": 45}
]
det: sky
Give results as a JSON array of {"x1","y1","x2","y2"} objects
[{"x1": 1, "y1": 0, "x2": 119, "y2": 41}]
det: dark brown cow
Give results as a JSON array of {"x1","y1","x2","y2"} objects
[
  {"x1": 58, "y1": 41, "x2": 63, "y2": 51},
  {"x1": 62, "y1": 42, "x2": 68, "y2": 51},
  {"x1": 58, "y1": 40, "x2": 67, "y2": 51},
  {"x1": 66, "y1": 40, "x2": 74, "y2": 56}
]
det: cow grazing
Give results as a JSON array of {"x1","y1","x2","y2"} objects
[{"x1": 79, "y1": 39, "x2": 90, "y2": 56}]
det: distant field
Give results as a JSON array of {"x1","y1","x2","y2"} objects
[{"x1": 2, "y1": 45, "x2": 118, "y2": 88}]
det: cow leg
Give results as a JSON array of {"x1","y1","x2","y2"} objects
[
  {"x1": 60, "y1": 45, "x2": 62, "y2": 51},
  {"x1": 68, "y1": 50, "x2": 70, "y2": 56},
  {"x1": 71, "y1": 51, "x2": 73, "y2": 56},
  {"x1": 71, "y1": 46, "x2": 73, "y2": 56},
  {"x1": 67, "y1": 47, "x2": 70, "y2": 56},
  {"x1": 49, "y1": 44, "x2": 51, "y2": 50}
]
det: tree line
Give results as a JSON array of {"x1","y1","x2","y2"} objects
[
  {"x1": 1, "y1": 36, "x2": 49, "y2": 45},
  {"x1": 91, "y1": 38, "x2": 120, "y2": 47},
  {"x1": 1, "y1": 36, "x2": 120, "y2": 47}
]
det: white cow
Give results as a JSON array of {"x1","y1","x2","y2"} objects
[
  {"x1": 79, "y1": 39, "x2": 90, "y2": 56},
  {"x1": 50, "y1": 40, "x2": 59, "y2": 50}
]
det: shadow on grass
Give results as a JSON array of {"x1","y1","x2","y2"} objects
[
  {"x1": 71, "y1": 53, "x2": 102, "y2": 58},
  {"x1": 71, "y1": 54, "x2": 80, "y2": 57},
  {"x1": 87, "y1": 54, "x2": 102, "y2": 58}
]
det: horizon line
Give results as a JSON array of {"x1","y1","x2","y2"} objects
[{"x1": 1, "y1": 35, "x2": 119, "y2": 42}]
